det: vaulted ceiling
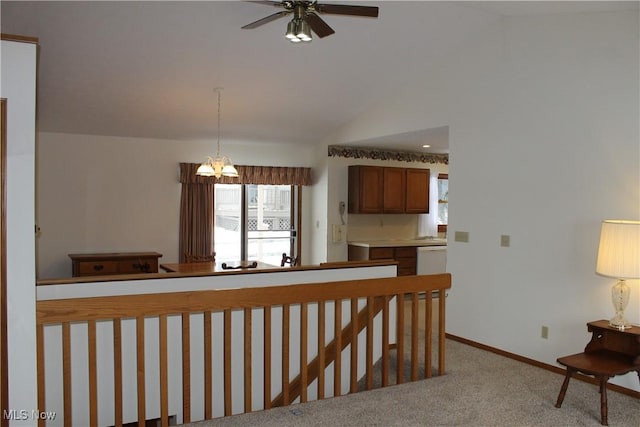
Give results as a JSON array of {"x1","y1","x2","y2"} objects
[{"x1": 2, "y1": 1, "x2": 636, "y2": 153}]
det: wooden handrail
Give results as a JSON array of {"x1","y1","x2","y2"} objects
[{"x1": 36, "y1": 273, "x2": 451, "y2": 426}]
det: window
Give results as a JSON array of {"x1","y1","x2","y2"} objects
[
  {"x1": 437, "y1": 174, "x2": 448, "y2": 233},
  {"x1": 214, "y1": 184, "x2": 298, "y2": 266}
]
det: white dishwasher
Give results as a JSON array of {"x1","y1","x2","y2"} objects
[{"x1": 417, "y1": 246, "x2": 447, "y2": 275}]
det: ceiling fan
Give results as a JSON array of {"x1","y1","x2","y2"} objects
[{"x1": 242, "y1": 0, "x2": 379, "y2": 43}]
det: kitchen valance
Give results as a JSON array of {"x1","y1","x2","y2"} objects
[{"x1": 179, "y1": 163, "x2": 312, "y2": 186}]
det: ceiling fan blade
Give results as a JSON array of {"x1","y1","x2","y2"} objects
[
  {"x1": 245, "y1": 0, "x2": 286, "y2": 6},
  {"x1": 242, "y1": 11, "x2": 290, "y2": 29},
  {"x1": 315, "y1": 3, "x2": 379, "y2": 18},
  {"x1": 306, "y1": 12, "x2": 335, "y2": 38}
]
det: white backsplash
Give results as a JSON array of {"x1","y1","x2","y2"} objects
[{"x1": 347, "y1": 214, "x2": 420, "y2": 241}]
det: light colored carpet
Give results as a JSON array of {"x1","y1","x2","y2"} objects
[
  {"x1": 188, "y1": 338, "x2": 639, "y2": 426},
  {"x1": 186, "y1": 300, "x2": 640, "y2": 426}
]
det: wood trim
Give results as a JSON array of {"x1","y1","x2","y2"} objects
[
  {"x1": 0, "y1": 99, "x2": 7, "y2": 427},
  {"x1": 37, "y1": 274, "x2": 451, "y2": 324},
  {"x1": 0, "y1": 33, "x2": 39, "y2": 44},
  {"x1": 136, "y1": 317, "x2": 146, "y2": 427},
  {"x1": 203, "y1": 312, "x2": 212, "y2": 419},
  {"x1": 281, "y1": 304, "x2": 290, "y2": 406},
  {"x1": 334, "y1": 299, "x2": 342, "y2": 397},
  {"x1": 62, "y1": 323, "x2": 72, "y2": 427},
  {"x1": 445, "y1": 333, "x2": 640, "y2": 399},
  {"x1": 113, "y1": 319, "x2": 123, "y2": 427},
  {"x1": 36, "y1": 324, "x2": 45, "y2": 427},
  {"x1": 317, "y1": 301, "x2": 325, "y2": 399},
  {"x1": 88, "y1": 320, "x2": 98, "y2": 427},
  {"x1": 223, "y1": 309, "x2": 232, "y2": 416},
  {"x1": 35, "y1": 260, "x2": 399, "y2": 286}
]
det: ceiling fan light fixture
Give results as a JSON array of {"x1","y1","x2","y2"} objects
[
  {"x1": 285, "y1": 19, "x2": 298, "y2": 39},
  {"x1": 296, "y1": 20, "x2": 312, "y2": 42}
]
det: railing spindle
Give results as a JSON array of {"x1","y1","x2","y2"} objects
[
  {"x1": 224, "y1": 309, "x2": 232, "y2": 416},
  {"x1": 136, "y1": 316, "x2": 145, "y2": 427},
  {"x1": 333, "y1": 299, "x2": 342, "y2": 397},
  {"x1": 382, "y1": 296, "x2": 389, "y2": 387},
  {"x1": 88, "y1": 320, "x2": 98, "y2": 427},
  {"x1": 62, "y1": 322, "x2": 72, "y2": 427},
  {"x1": 263, "y1": 306, "x2": 272, "y2": 410},
  {"x1": 204, "y1": 311, "x2": 212, "y2": 419},
  {"x1": 300, "y1": 302, "x2": 308, "y2": 403},
  {"x1": 425, "y1": 291, "x2": 433, "y2": 378},
  {"x1": 350, "y1": 298, "x2": 358, "y2": 393},
  {"x1": 317, "y1": 300, "x2": 325, "y2": 400},
  {"x1": 159, "y1": 315, "x2": 168, "y2": 427},
  {"x1": 366, "y1": 296, "x2": 374, "y2": 390},
  {"x1": 181, "y1": 313, "x2": 191, "y2": 423},
  {"x1": 396, "y1": 294, "x2": 405, "y2": 385},
  {"x1": 411, "y1": 293, "x2": 419, "y2": 381},
  {"x1": 282, "y1": 304, "x2": 290, "y2": 405},
  {"x1": 244, "y1": 308, "x2": 252, "y2": 413},
  {"x1": 113, "y1": 318, "x2": 123, "y2": 427}
]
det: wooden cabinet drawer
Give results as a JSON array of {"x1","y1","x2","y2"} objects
[
  {"x1": 69, "y1": 252, "x2": 162, "y2": 277},
  {"x1": 118, "y1": 259, "x2": 158, "y2": 274},
  {"x1": 369, "y1": 247, "x2": 395, "y2": 260},
  {"x1": 395, "y1": 247, "x2": 416, "y2": 259},
  {"x1": 77, "y1": 261, "x2": 119, "y2": 276}
]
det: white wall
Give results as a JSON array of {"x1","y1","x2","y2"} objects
[
  {"x1": 36, "y1": 132, "x2": 316, "y2": 278},
  {"x1": 325, "y1": 11, "x2": 640, "y2": 391},
  {"x1": 1, "y1": 39, "x2": 38, "y2": 423}
]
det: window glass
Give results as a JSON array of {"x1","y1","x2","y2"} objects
[
  {"x1": 437, "y1": 176, "x2": 448, "y2": 227},
  {"x1": 214, "y1": 184, "x2": 242, "y2": 263},
  {"x1": 215, "y1": 184, "x2": 296, "y2": 266}
]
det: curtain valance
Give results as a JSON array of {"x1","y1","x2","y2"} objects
[{"x1": 179, "y1": 163, "x2": 312, "y2": 185}]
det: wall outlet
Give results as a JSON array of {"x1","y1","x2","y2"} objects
[
  {"x1": 500, "y1": 235, "x2": 510, "y2": 247},
  {"x1": 541, "y1": 326, "x2": 549, "y2": 339},
  {"x1": 454, "y1": 231, "x2": 469, "y2": 243}
]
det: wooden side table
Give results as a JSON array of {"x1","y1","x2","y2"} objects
[{"x1": 555, "y1": 320, "x2": 640, "y2": 426}]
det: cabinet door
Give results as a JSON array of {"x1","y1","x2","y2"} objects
[
  {"x1": 349, "y1": 166, "x2": 383, "y2": 213},
  {"x1": 405, "y1": 168, "x2": 430, "y2": 213},
  {"x1": 383, "y1": 167, "x2": 406, "y2": 213}
]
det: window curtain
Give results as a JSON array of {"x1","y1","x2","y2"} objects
[
  {"x1": 178, "y1": 163, "x2": 215, "y2": 262},
  {"x1": 417, "y1": 171, "x2": 439, "y2": 237},
  {"x1": 178, "y1": 163, "x2": 312, "y2": 262}
]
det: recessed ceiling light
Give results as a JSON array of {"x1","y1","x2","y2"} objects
[{"x1": 422, "y1": 144, "x2": 431, "y2": 148}]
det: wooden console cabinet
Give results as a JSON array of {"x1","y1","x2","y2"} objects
[
  {"x1": 69, "y1": 252, "x2": 162, "y2": 277},
  {"x1": 348, "y1": 165, "x2": 430, "y2": 214}
]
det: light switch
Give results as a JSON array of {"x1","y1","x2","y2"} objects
[{"x1": 501, "y1": 235, "x2": 510, "y2": 247}]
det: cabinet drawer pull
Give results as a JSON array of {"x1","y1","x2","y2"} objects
[{"x1": 93, "y1": 264, "x2": 104, "y2": 271}]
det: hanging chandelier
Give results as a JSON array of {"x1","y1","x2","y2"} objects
[{"x1": 196, "y1": 88, "x2": 239, "y2": 178}]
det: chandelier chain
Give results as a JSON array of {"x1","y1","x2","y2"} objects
[{"x1": 215, "y1": 88, "x2": 222, "y2": 156}]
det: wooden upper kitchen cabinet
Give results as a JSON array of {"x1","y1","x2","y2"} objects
[
  {"x1": 348, "y1": 165, "x2": 429, "y2": 214},
  {"x1": 69, "y1": 252, "x2": 162, "y2": 277},
  {"x1": 405, "y1": 168, "x2": 430, "y2": 213},
  {"x1": 383, "y1": 167, "x2": 406, "y2": 213},
  {"x1": 348, "y1": 165, "x2": 383, "y2": 213}
]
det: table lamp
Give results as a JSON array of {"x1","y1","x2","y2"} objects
[{"x1": 595, "y1": 220, "x2": 640, "y2": 330}]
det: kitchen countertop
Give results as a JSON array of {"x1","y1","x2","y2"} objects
[{"x1": 348, "y1": 238, "x2": 447, "y2": 248}]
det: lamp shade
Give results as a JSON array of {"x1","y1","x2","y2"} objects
[{"x1": 596, "y1": 220, "x2": 640, "y2": 279}]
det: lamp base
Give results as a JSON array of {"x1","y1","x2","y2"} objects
[
  {"x1": 609, "y1": 316, "x2": 632, "y2": 330},
  {"x1": 609, "y1": 279, "x2": 631, "y2": 330}
]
